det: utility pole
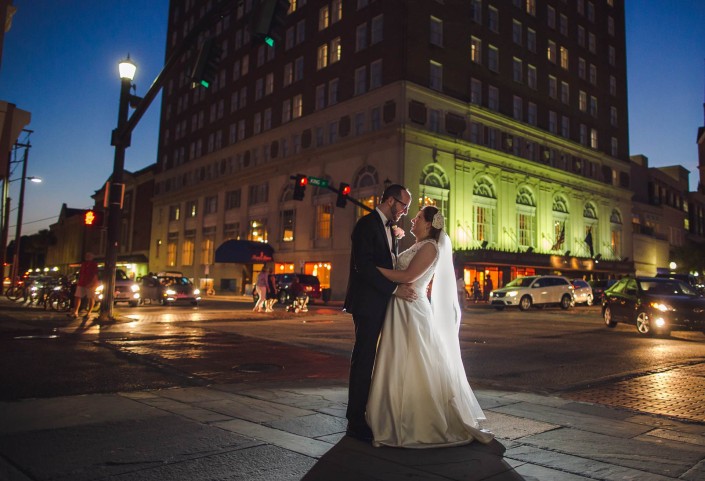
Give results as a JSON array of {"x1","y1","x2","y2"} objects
[{"x1": 10, "y1": 140, "x2": 29, "y2": 284}]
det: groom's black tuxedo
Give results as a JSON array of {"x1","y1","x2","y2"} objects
[{"x1": 344, "y1": 210, "x2": 397, "y2": 432}]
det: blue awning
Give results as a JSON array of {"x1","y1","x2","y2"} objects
[{"x1": 215, "y1": 240, "x2": 274, "y2": 264}]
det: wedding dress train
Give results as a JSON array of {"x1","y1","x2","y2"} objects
[{"x1": 366, "y1": 237, "x2": 493, "y2": 448}]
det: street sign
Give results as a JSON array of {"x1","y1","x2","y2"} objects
[{"x1": 307, "y1": 176, "x2": 329, "y2": 187}]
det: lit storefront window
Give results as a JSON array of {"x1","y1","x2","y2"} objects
[
  {"x1": 276, "y1": 263, "x2": 295, "y2": 273},
  {"x1": 305, "y1": 262, "x2": 332, "y2": 288}
]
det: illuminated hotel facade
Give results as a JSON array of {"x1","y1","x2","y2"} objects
[{"x1": 151, "y1": 0, "x2": 633, "y2": 297}]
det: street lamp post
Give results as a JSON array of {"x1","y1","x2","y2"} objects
[{"x1": 99, "y1": 56, "x2": 136, "y2": 322}]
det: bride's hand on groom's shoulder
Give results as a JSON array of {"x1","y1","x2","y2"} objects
[{"x1": 394, "y1": 284, "x2": 417, "y2": 301}]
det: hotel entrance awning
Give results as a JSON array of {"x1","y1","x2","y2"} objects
[{"x1": 215, "y1": 240, "x2": 274, "y2": 264}]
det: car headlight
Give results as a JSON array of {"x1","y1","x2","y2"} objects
[
  {"x1": 95, "y1": 284, "x2": 104, "y2": 294},
  {"x1": 507, "y1": 291, "x2": 518, "y2": 297},
  {"x1": 193, "y1": 288, "x2": 200, "y2": 295},
  {"x1": 130, "y1": 284, "x2": 140, "y2": 292},
  {"x1": 650, "y1": 302, "x2": 674, "y2": 312},
  {"x1": 166, "y1": 289, "x2": 176, "y2": 295}
]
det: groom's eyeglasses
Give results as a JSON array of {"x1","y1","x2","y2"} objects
[{"x1": 391, "y1": 196, "x2": 410, "y2": 213}]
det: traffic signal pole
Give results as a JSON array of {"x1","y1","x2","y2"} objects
[
  {"x1": 290, "y1": 174, "x2": 372, "y2": 213},
  {"x1": 98, "y1": 0, "x2": 239, "y2": 321}
]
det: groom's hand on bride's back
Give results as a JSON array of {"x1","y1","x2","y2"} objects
[{"x1": 394, "y1": 284, "x2": 417, "y2": 301}]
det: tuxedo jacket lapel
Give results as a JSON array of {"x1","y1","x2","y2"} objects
[{"x1": 375, "y1": 211, "x2": 395, "y2": 264}]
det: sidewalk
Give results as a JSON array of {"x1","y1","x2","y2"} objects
[
  {"x1": 0, "y1": 302, "x2": 704, "y2": 480},
  {"x1": 1, "y1": 379, "x2": 704, "y2": 480}
]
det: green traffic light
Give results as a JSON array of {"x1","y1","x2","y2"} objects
[
  {"x1": 200, "y1": 80, "x2": 210, "y2": 88},
  {"x1": 264, "y1": 36, "x2": 275, "y2": 47}
]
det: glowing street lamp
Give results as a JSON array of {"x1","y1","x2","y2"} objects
[{"x1": 99, "y1": 55, "x2": 139, "y2": 322}]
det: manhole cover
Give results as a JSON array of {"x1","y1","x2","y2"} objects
[{"x1": 232, "y1": 363, "x2": 284, "y2": 373}]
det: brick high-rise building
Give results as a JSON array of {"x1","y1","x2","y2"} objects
[{"x1": 152, "y1": 0, "x2": 633, "y2": 298}]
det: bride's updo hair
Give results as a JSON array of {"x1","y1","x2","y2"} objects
[{"x1": 421, "y1": 205, "x2": 442, "y2": 241}]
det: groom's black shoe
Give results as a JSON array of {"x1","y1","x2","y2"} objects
[{"x1": 346, "y1": 422, "x2": 373, "y2": 442}]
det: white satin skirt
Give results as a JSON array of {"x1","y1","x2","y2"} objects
[{"x1": 366, "y1": 296, "x2": 493, "y2": 448}]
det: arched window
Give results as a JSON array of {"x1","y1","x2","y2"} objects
[
  {"x1": 516, "y1": 187, "x2": 536, "y2": 249},
  {"x1": 419, "y1": 164, "x2": 450, "y2": 227},
  {"x1": 610, "y1": 208, "x2": 622, "y2": 258},
  {"x1": 353, "y1": 165, "x2": 381, "y2": 219},
  {"x1": 280, "y1": 184, "x2": 294, "y2": 202},
  {"x1": 551, "y1": 195, "x2": 569, "y2": 251},
  {"x1": 472, "y1": 176, "x2": 497, "y2": 247},
  {"x1": 583, "y1": 202, "x2": 598, "y2": 257}
]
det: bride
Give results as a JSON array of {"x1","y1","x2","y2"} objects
[{"x1": 366, "y1": 205, "x2": 494, "y2": 448}]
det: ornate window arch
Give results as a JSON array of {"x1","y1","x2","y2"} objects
[
  {"x1": 280, "y1": 184, "x2": 294, "y2": 202},
  {"x1": 516, "y1": 186, "x2": 536, "y2": 249},
  {"x1": 353, "y1": 165, "x2": 379, "y2": 189},
  {"x1": 472, "y1": 176, "x2": 497, "y2": 247},
  {"x1": 419, "y1": 164, "x2": 450, "y2": 227},
  {"x1": 353, "y1": 165, "x2": 381, "y2": 220},
  {"x1": 583, "y1": 202, "x2": 598, "y2": 219},
  {"x1": 473, "y1": 176, "x2": 497, "y2": 198}
]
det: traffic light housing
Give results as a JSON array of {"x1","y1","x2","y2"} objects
[
  {"x1": 336, "y1": 183, "x2": 351, "y2": 208},
  {"x1": 250, "y1": 0, "x2": 290, "y2": 46},
  {"x1": 84, "y1": 209, "x2": 104, "y2": 227},
  {"x1": 293, "y1": 174, "x2": 307, "y2": 201},
  {"x1": 190, "y1": 37, "x2": 222, "y2": 88}
]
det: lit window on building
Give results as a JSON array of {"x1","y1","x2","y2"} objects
[
  {"x1": 248, "y1": 220, "x2": 267, "y2": 243},
  {"x1": 281, "y1": 210, "x2": 295, "y2": 242},
  {"x1": 316, "y1": 204, "x2": 332, "y2": 239}
]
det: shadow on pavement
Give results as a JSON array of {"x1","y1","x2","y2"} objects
[{"x1": 302, "y1": 436, "x2": 525, "y2": 481}]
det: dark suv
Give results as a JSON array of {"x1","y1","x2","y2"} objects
[{"x1": 253, "y1": 273, "x2": 321, "y2": 304}]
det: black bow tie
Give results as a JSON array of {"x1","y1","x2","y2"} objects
[{"x1": 385, "y1": 220, "x2": 393, "y2": 228}]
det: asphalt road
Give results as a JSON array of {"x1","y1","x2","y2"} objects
[{"x1": 2, "y1": 297, "x2": 704, "y2": 422}]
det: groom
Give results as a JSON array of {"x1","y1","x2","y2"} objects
[{"x1": 344, "y1": 183, "x2": 416, "y2": 441}]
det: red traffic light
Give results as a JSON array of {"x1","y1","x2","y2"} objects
[
  {"x1": 336, "y1": 182, "x2": 351, "y2": 208},
  {"x1": 293, "y1": 174, "x2": 308, "y2": 201}
]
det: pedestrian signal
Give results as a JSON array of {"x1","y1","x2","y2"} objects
[{"x1": 84, "y1": 210, "x2": 104, "y2": 227}]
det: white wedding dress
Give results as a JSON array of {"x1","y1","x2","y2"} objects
[{"x1": 366, "y1": 237, "x2": 493, "y2": 448}]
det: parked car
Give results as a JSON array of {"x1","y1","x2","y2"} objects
[
  {"x1": 589, "y1": 278, "x2": 617, "y2": 303},
  {"x1": 571, "y1": 279, "x2": 594, "y2": 306},
  {"x1": 602, "y1": 276, "x2": 705, "y2": 337},
  {"x1": 252, "y1": 273, "x2": 321, "y2": 305},
  {"x1": 96, "y1": 269, "x2": 140, "y2": 307},
  {"x1": 139, "y1": 272, "x2": 201, "y2": 306},
  {"x1": 489, "y1": 275, "x2": 574, "y2": 311}
]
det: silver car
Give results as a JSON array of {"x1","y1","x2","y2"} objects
[
  {"x1": 571, "y1": 279, "x2": 594, "y2": 306},
  {"x1": 490, "y1": 275, "x2": 574, "y2": 311}
]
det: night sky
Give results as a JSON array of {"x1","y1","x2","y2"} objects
[{"x1": 1, "y1": 0, "x2": 704, "y2": 238}]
